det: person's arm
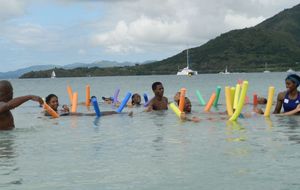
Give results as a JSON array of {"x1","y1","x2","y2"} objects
[
  {"x1": 273, "y1": 92, "x2": 285, "y2": 114},
  {"x1": 145, "y1": 100, "x2": 154, "y2": 112},
  {"x1": 0, "y1": 95, "x2": 43, "y2": 114},
  {"x1": 278, "y1": 104, "x2": 300, "y2": 116}
]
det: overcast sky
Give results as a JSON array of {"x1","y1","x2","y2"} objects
[{"x1": 0, "y1": 0, "x2": 299, "y2": 72}]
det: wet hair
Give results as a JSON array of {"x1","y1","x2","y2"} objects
[
  {"x1": 131, "y1": 93, "x2": 141, "y2": 105},
  {"x1": 152, "y1": 82, "x2": 162, "y2": 91},
  {"x1": 45, "y1": 94, "x2": 58, "y2": 104},
  {"x1": 286, "y1": 74, "x2": 300, "y2": 87}
]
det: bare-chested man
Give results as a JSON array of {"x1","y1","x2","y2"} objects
[
  {"x1": 146, "y1": 82, "x2": 168, "y2": 111},
  {"x1": 0, "y1": 80, "x2": 43, "y2": 130}
]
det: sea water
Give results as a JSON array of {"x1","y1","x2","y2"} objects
[{"x1": 1, "y1": 73, "x2": 300, "y2": 190}]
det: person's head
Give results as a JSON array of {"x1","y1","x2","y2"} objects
[
  {"x1": 45, "y1": 94, "x2": 59, "y2": 111},
  {"x1": 184, "y1": 97, "x2": 192, "y2": 113},
  {"x1": 257, "y1": 97, "x2": 267, "y2": 104},
  {"x1": 131, "y1": 93, "x2": 141, "y2": 105},
  {"x1": 0, "y1": 80, "x2": 13, "y2": 102},
  {"x1": 174, "y1": 92, "x2": 180, "y2": 104},
  {"x1": 285, "y1": 74, "x2": 300, "y2": 92},
  {"x1": 152, "y1": 82, "x2": 164, "y2": 97}
]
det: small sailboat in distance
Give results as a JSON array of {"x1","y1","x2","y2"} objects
[
  {"x1": 51, "y1": 70, "x2": 56, "y2": 78},
  {"x1": 263, "y1": 62, "x2": 270, "y2": 73},
  {"x1": 219, "y1": 66, "x2": 230, "y2": 74}
]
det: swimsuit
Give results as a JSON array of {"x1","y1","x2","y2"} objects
[{"x1": 283, "y1": 92, "x2": 300, "y2": 112}]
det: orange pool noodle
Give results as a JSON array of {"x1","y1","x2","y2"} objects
[
  {"x1": 253, "y1": 94, "x2": 258, "y2": 106},
  {"x1": 85, "y1": 85, "x2": 90, "y2": 106},
  {"x1": 67, "y1": 85, "x2": 73, "y2": 105},
  {"x1": 71, "y1": 92, "x2": 78, "y2": 113},
  {"x1": 204, "y1": 92, "x2": 216, "y2": 112},
  {"x1": 178, "y1": 88, "x2": 186, "y2": 112},
  {"x1": 43, "y1": 103, "x2": 59, "y2": 118}
]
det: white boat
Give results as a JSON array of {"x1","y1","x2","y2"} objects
[
  {"x1": 263, "y1": 62, "x2": 270, "y2": 73},
  {"x1": 219, "y1": 66, "x2": 230, "y2": 74},
  {"x1": 177, "y1": 49, "x2": 198, "y2": 76},
  {"x1": 51, "y1": 70, "x2": 56, "y2": 78},
  {"x1": 287, "y1": 68, "x2": 295, "y2": 73}
]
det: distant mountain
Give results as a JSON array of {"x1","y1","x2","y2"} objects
[
  {"x1": 0, "y1": 65, "x2": 58, "y2": 79},
  {"x1": 1, "y1": 60, "x2": 149, "y2": 79},
  {"x1": 20, "y1": 3, "x2": 300, "y2": 78}
]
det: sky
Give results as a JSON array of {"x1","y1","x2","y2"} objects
[{"x1": 0, "y1": 0, "x2": 299, "y2": 72}]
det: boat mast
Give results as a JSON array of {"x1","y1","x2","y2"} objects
[{"x1": 186, "y1": 49, "x2": 189, "y2": 69}]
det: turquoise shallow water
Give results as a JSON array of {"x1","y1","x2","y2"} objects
[{"x1": 1, "y1": 73, "x2": 300, "y2": 190}]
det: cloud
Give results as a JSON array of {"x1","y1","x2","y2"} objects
[
  {"x1": 0, "y1": 0, "x2": 28, "y2": 21},
  {"x1": 89, "y1": 0, "x2": 299, "y2": 54},
  {"x1": 224, "y1": 11, "x2": 265, "y2": 29}
]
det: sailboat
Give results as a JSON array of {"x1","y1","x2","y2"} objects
[
  {"x1": 219, "y1": 66, "x2": 230, "y2": 74},
  {"x1": 51, "y1": 70, "x2": 56, "y2": 78},
  {"x1": 263, "y1": 62, "x2": 270, "y2": 73},
  {"x1": 177, "y1": 49, "x2": 198, "y2": 76}
]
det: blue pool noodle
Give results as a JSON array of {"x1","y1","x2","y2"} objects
[
  {"x1": 92, "y1": 97, "x2": 101, "y2": 117},
  {"x1": 143, "y1": 93, "x2": 148, "y2": 103},
  {"x1": 116, "y1": 92, "x2": 131, "y2": 113}
]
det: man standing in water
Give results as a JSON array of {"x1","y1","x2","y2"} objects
[
  {"x1": 0, "y1": 80, "x2": 43, "y2": 130},
  {"x1": 146, "y1": 81, "x2": 168, "y2": 111}
]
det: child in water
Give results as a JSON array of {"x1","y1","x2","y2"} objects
[{"x1": 0, "y1": 80, "x2": 43, "y2": 130}]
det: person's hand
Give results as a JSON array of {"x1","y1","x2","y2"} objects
[
  {"x1": 31, "y1": 95, "x2": 44, "y2": 105},
  {"x1": 180, "y1": 112, "x2": 186, "y2": 120},
  {"x1": 296, "y1": 104, "x2": 300, "y2": 112},
  {"x1": 62, "y1": 104, "x2": 70, "y2": 112}
]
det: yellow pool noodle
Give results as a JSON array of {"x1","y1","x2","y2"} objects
[
  {"x1": 85, "y1": 85, "x2": 90, "y2": 106},
  {"x1": 229, "y1": 81, "x2": 249, "y2": 121},
  {"x1": 233, "y1": 84, "x2": 241, "y2": 110},
  {"x1": 43, "y1": 103, "x2": 59, "y2": 118},
  {"x1": 67, "y1": 85, "x2": 73, "y2": 105},
  {"x1": 169, "y1": 102, "x2": 182, "y2": 119},
  {"x1": 204, "y1": 92, "x2": 216, "y2": 112},
  {"x1": 225, "y1": 86, "x2": 233, "y2": 116},
  {"x1": 264, "y1": 86, "x2": 275, "y2": 117},
  {"x1": 71, "y1": 92, "x2": 78, "y2": 113},
  {"x1": 179, "y1": 88, "x2": 186, "y2": 112},
  {"x1": 230, "y1": 87, "x2": 235, "y2": 108}
]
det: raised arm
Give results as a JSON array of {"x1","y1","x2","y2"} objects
[{"x1": 0, "y1": 95, "x2": 43, "y2": 114}]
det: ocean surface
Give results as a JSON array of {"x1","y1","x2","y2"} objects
[{"x1": 1, "y1": 72, "x2": 300, "y2": 190}]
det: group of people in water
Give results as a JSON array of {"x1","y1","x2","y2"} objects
[{"x1": 1, "y1": 73, "x2": 300, "y2": 130}]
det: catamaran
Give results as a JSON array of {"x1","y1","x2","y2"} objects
[{"x1": 177, "y1": 49, "x2": 198, "y2": 76}]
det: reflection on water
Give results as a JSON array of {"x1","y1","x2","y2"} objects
[
  {"x1": 226, "y1": 121, "x2": 246, "y2": 142},
  {"x1": 276, "y1": 116, "x2": 300, "y2": 144},
  {"x1": 0, "y1": 132, "x2": 22, "y2": 187}
]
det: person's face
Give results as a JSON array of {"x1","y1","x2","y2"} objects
[
  {"x1": 286, "y1": 79, "x2": 297, "y2": 92},
  {"x1": 184, "y1": 99, "x2": 192, "y2": 113},
  {"x1": 174, "y1": 92, "x2": 180, "y2": 102},
  {"x1": 48, "y1": 96, "x2": 59, "y2": 111},
  {"x1": 133, "y1": 94, "x2": 141, "y2": 104},
  {"x1": 154, "y1": 84, "x2": 164, "y2": 97}
]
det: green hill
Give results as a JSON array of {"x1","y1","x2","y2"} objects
[{"x1": 20, "y1": 3, "x2": 300, "y2": 78}]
